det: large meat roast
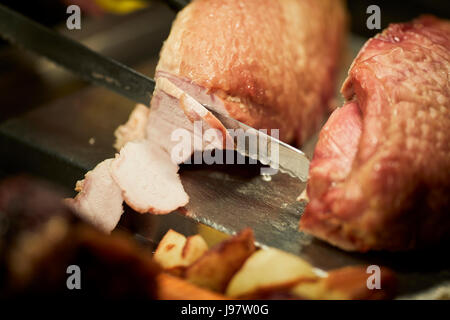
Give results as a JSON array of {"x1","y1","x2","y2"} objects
[
  {"x1": 70, "y1": 0, "x2": 348, "y2": 232},
  {"x1": 150, "y1": 0, "x2": 347, "y2": 145},
  {"x1": 300, "y1": 16, "x2": 450, "y2": 251}
]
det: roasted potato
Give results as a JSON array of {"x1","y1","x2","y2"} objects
[
  {"x1": 153, "y1": 229, "x2": 208, "y2": 270},
  {"x1": 226, "y1": 247, "x2": 318, "y2": 298},
  {"x1": 290, "y1": 278, "x2": 338, "y2": 300},
  {"x1": 184, "y1": 228, "x2": 255, "y2": 293},
  {"x1": 154, "y1": 229, "x2": 397, "y2": 300},
  {"x1": 156, "y1": 273, "x2": 228, "y2": 300},
  {"x1": 291, "y1": 266, "x2": 397, "y2": 300}
]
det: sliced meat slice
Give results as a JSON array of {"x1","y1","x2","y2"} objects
[
  {"x1": 66, "y1": 159, "x2": 123, "y2": 233},
  {"x1": 72, "y1": 78, "x2": 229, "y2": 231},
  {"x1": 155, "y1": 71, "x2": 229, "y2": 116},
  {"x1": 114, "y1": 103, "x2": 149, "y2": 150},
  {"x1": 146, "y1": 77, "x2": 231, "y2": 164},
  {"x1": 110, "y1": 78, "x2": 230, "y2": 214},
  {"x1": 300, "y1": 16, "x2": 450, "y2": 251},
  {"x1": 110, "y1": 140, "x2": 189, "y2": 214}
]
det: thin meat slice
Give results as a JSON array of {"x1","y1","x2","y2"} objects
[
  {"x1": 300, "y1": 16, "x2": 450, "y2": 251},
  {"x1": 66, "y1": 159, "x2": 123, "y2": 233},
  {"x1": 110, "y1": 78, "x2": 229, "y2": 214},
  {"x1": 114, "y1": 103, "x2": 149, "y2": 150},
  {"x1": 111, "y1": 140, "x2": 189, "y2": 214},
  {"x1": 71, "y1": 78, "x2": 228, "y2": 231},
  {"x1": 146, "y1": 77, "x2": 231, "y2": 164}
]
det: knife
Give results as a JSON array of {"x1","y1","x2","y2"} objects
[
  {"x1": 0, "y1": 4, "x2": 310, "y2": 181},
  {"x1": 0, "y1": 3, "x2": 315, "y2": 257}
]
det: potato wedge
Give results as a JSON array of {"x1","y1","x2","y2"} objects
[
  {"x1": 183, "y1": 234, "x2": 209, "y2": 265},
  {"x1": 226, "y1": 247, "x2": 317, "y2": 298},
  {"x1": 184, "y1": 228, "x2": 255, "y2": 293},
  {"x1": 325, "y1": 266, "x2": 396, "y2": 300},
  {"x1": 157, "y1": 273, "x2": 229, "y2": 300},
  {"x1": 154, "y1": 229, "x2": 187, "y2": 269},
  {"x1": 154, "y1": 229, "x2": 208, "y2": 269},
  {"x1": 291, "y1": 279, "x2": 340, "y2": 300},
  {"x1": 291, "y1": 266, "x2": 397, "y2": 300}
]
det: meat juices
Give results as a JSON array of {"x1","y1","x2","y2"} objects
[{"x1": 301, "y1": 16, "x2": 450, "y2": 251}]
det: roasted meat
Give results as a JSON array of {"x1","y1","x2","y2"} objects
[
  {"x1": 153, "y1": 0, "x2": 347, "y2": 145},
  {"x1": 73, "y1": 0, "x2": 347, "y2": 232},
  {"x1": 67, "y1": 159, "x2": 124, "y2": 232},
  {"x1": 300, "y1": 16, "x2": 450, "y2": 251},
  {"x1": 110, "y1": 140, "x2": 189, "y2": 213}
]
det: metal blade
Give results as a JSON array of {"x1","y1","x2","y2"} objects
[
  {"x1": 209, "y1": 110, "x2": 310, "y2": 182},
  {"x1": 0, "y1": 4, "x2": 156, "y2": 105},
  {"x1": 0, "y1": 4, "x2": 311, "y2": 182}
]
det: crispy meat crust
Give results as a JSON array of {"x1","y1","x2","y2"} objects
[
  {"x1": 157, "y1": 0, "x2": 347, "y2": 144},
  {"x1": 301, "y1": 16, "x2": 450, "y2": 251}
]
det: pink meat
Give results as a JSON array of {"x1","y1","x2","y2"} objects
[
  {"x1": 300, "y1": 16, "x2": 450, "y2": 251},
  {"x1": 72, "y1": 78, "x2": 229, "y2": 230},
  {"x1": 306, "y1": 101, "x2": 362, "y2": 203},
  {"x1": 110, "y1": 140, "x2": 189, "y2": 214},
  {"x1": 71, "y1": 0, "x2": 348, "y2": 232},
  {"x1": 146, "y1": 77, "x2": 231, "y2": 164},
  {"x1": 66, "y1": 159, "x2": 123, "y2": 233},
  {"x1": 114, "y1": 103, "x2": 149, "y2": 150}
]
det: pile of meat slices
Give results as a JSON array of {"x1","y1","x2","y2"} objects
[
  {"x1": 67, "y1": 78, "x2": 229, "y2": 232},
  {"x1": 69, "y1": 0, "x2": 450, "y2": 252},
  {"x1": 68, "y1": 0, "x2": 347, "y2": 232}
]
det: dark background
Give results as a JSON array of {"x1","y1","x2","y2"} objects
[{"x1": 0, "y1": 0, "x2": 449, "y2": 36}]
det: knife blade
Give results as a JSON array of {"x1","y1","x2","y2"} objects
[
  {"x1": 209, "y1": 110, "x2": 310, "y2": 181},
  {"x1": 0, "y1": 4, "x2": 155, "y2": 105},
  {"x1": 0, "y1": 4, "x2": 309, "y2": 181}
]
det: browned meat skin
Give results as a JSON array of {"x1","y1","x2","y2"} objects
[
  {"x1": 74, "y1": 0, "x2": 348, "y2": 231},
  {"x1": 300, "y1": 16, "x2": 450, "y2": 251},
  {"x1": 157, "y1": 0, "x2": 347, "y2": 145}
]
